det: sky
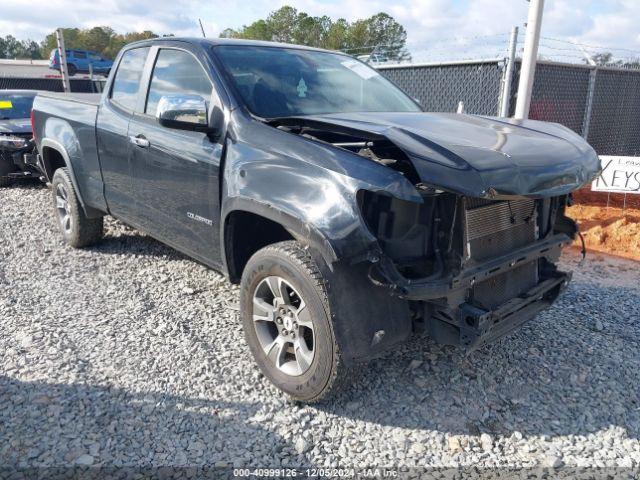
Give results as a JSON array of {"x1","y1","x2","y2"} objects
[{"x1": 2, "y1": 0, "x2": 639, "y2": 62}]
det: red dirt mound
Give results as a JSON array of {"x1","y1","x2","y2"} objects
[{"x1": 567, "y1": 204, "x2": 640, "y2": 261}]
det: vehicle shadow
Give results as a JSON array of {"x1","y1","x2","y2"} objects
[
  {"x1": 89, "y1": 229, "x2": 191, "y2": 262},
  {"x1": 2, "y1": 178, "x2": 46, "y2": 190},
  {"x1": 314, "y1": 276, "x2": 640, "y2": 440},
  {"x1": 0, "y1": 375, "x2": 300, "y2": 469}
]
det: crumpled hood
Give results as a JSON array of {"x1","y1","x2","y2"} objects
[
  {"x1": 284, "y1": 112, "x2": 601, "y2": 198},
  {"x1": 0, "y1": 118, "x2": 32, "y2": 135}
]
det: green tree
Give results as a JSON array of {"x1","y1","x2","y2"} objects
[
  {"x1": 41, "y1": 28, "x2": 81, "y2": 56},
  {"x1": 362, "y1": 13, "x2": 410, "y2": 61},
  {"x1": 0, "y1": 35, "x2": 42, "y2": 59},
  {"x1": 220, "y1": 6, "x2": 410, "y2": 61},
  {"x1": 586, "y1": 52, "x2": 614, "y2": 66},
  {"x1": 266, "y1": 6, "x2": 299, "y2": 43},
  {"x1": 324, "y1": 18, "x2": 349, "y2": 50},
  {"x1": 79, "y1": 26, "x2": 114, "y2": 54},
  {"x1": 38, "y1": 27, "x2": 159, "y2": 60}
]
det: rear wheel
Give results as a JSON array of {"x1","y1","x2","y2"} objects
[
  {"x1": 240, "y1": 241, "x2": 347, "y2": 403},
  {"x1": 51, "y1": 168, "x2": 104, "y2": 247}
]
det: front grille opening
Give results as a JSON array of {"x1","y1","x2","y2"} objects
[
  {"x1": 464, "y1": 198, "x2": 540, "y2": 309},
  {"x1": 464, "y1": 198, "x2": 538, "y2": 261},
  {"x1": 472, "y1": 260, "x2": 538, "y2": 309}
]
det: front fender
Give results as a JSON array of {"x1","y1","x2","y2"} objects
[
  {"x1": 221, "y1": 196, "x2": 339, "y2": 270},
  {"x1": 221, "y1": 121, "x2": 422, "y2": 266}
]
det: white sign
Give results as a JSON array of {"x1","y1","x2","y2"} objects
[{"x1": 591, "y1": 156, "x2": 640, "y2": 194}]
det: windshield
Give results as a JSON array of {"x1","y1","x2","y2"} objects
[
  {"x1": 213, "y1": 46, "x2": 420, "y2": 118},
  {"x1": 0, "y1": 94, "x2": 35, "y2": 120}
]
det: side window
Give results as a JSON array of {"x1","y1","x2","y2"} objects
[
  {"x1": 74, "y1": 51, "x2": 87, "y2": 59},
  {"x1": 145, "y1": 49, "x2": 212, "y2": 116},
  {"x1": 111, "y1": 47, "x2": 150, "y2": 111}
]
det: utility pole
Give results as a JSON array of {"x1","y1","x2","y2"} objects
[
  {"x1": 198, "y1": 19, "x2": 207, "y2": 38},
  {"x1": 499, "y1": 26, "x2": 519, "y2": 117},
  {"x1": 514, "y1": 0, "x2": 545, "y2": 119},
  {"x1": 55, "y1": 28, "x2": 71, "y2": 93}
]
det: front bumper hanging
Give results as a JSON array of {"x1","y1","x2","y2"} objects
[{"x1": 456, "y1": 270, "x2": 570, "y2": 350}]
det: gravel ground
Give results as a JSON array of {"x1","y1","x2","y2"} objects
[{"x1": 1, "y1": 182, "x2": 639, "y2": 471}]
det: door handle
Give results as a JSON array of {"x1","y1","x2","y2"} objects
[{"x1": 129, "y1": 135, "x2": 150, "y2": 148}]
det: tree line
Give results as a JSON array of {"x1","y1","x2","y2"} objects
[
  {"x1": 1, "y1": 6, "x2": 409, "y2": 62},
  {"x1": 0, "y1": 28, "x2": 159, "y2": 60},
  {"x1": 220, "y1": 7, "x2": 410, "y2": 61}
]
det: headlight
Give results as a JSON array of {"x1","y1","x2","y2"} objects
[{"x1": 0, "y1": 136, "x2": 29, "y2": 150}]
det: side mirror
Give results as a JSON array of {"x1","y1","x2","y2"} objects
[{"x1": 156, "y1": 94, "x2": 210, "y2": 132}]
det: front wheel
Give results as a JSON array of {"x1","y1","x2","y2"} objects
[
  {"x1": 51, "y1": 168, "x2": 104, "y2": 247},
  {"x1": 240, "y1": 241, "x2": 347, "y2": 403}
]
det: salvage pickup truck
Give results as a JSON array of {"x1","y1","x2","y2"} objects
[{"x1": 31, "y1": 38, "x2": 600, "y2": 402}]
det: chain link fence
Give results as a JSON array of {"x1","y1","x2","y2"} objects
[
  {"x1": 379, "y1": 60, "x2": 504, "y2": 116},
  {"x1": 0, "y1": 76, "x2": 104, "y2": 93},
  {"x1": 586, "y1": 68, "x2": 640, "y2": 156},
  {"x1": 379, "y1": 59, "x2": 640, "y2": 157},
  {"x1": 518, "y1": 61, "x2": 592, "y2": 135}
]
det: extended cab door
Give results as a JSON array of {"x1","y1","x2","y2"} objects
[
  {"x1": 127, "y1": 46, "x2": 224, "y2": 265},
  {"x1": 96, "y1": 46, "x2": 150, "y2": 221}
]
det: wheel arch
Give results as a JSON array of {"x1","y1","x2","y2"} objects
[
  {"x1": 222, "y1": 198, "x2": 338, "y2": 284},
  {"x1": 40, "y1": 139, "x2": 102, "y2": 218}
]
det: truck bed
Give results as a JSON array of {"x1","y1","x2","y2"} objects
[
  {"x1": 32, "y1": 91, "x2": 105, "y2": 211},
  {"x1": 35, "y1": 91, "x2": 102, "y2": 106}
]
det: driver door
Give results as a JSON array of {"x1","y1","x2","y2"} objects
[{"x1": 127, "y1": 46, "x2": 223, "y2": 264}]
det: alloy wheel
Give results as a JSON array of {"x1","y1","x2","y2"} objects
[
  {"x1": 252, "y1": 276, "x2": 315, "y2": 376},
  {"x1": 55, "y1": 183, "x2": 73, "y2": 234}
]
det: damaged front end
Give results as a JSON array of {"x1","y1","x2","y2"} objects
[
  {"x1": 272, "y1": 112, "x2": 597, "y2": 351},
  {"x1": 359, "y1": 190, "x2": 574, "y2": 350}
]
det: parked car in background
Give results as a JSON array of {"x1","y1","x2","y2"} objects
[
  {"x1": 0, "y1": 90, "x2": 41, "y2": 186},
  {"x1": 49, "y1": 49, "x2": 113, "y2": 77},
  {"x1": 32, "y1": 38, "x2": 600, "y2": 402}
]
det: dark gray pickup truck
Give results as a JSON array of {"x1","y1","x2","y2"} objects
[{"x1": 32, "y1": 37, "x2": 600, "y2": 402}]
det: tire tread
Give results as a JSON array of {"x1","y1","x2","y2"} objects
[
  {"x1": 244, "y1": 240, "x2": 350, "y2": 403},
  {"x1": 52, "y1": 168, "x2": 104, "y2": 248}
]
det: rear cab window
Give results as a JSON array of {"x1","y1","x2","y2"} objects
[{"x1": 110, "y1": 47, "x2": 150, "y2": 111}]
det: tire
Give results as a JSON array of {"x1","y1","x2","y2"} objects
[
  {"x1": 0, "y1": 158, "x2": 16, "y2": 187},
  {"x1": 51, "y1": 168, "x2": 104, "y2": 248},
  {"x1": 240, "y1": 241, "x2": 347, "y2": 403},
  {"x1": 67, "y1": 64, "x2": 77, "y2": 77}
]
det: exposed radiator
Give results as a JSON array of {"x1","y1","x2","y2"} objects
[{"x1": 464, "y1": 199, "x2": 539, "y2": 309}]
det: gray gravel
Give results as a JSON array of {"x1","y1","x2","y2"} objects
[{"x1": 1, "y1": 182, "x2": 640, "y2": 470}]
